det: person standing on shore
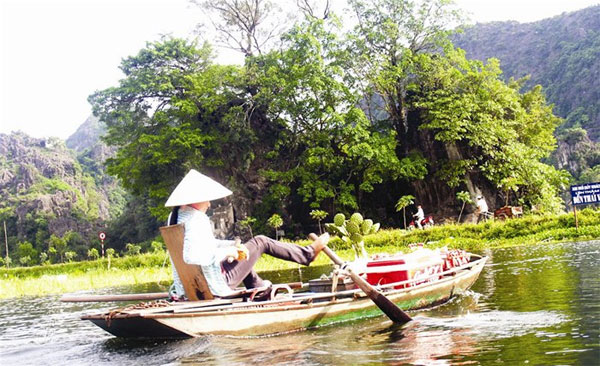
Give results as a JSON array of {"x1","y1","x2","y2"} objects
[{"x1": 475, "y1": 195, "x2": 489, "y2": 223}]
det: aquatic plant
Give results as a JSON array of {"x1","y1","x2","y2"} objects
[{"x1": 325, "y1": 212, "x2": 380, "y2": 259}]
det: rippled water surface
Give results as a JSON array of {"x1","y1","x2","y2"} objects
[{"x1": 1, "y1": 241, "x2": 599, "y2": 365}]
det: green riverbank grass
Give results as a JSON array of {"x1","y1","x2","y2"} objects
[{"x1": 1, "y1": 209, "x2": 598, "y2": 298}]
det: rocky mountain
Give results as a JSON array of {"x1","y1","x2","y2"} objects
[
  {"x1": 66, "y1": 115, "x2": 105, "y2": 153},
  {"x1": 453, "y1": 5, "x2": 600, "y2": 142},
  {"x1": 0, "y1": 127, "x2": 126, "y2": 264}
]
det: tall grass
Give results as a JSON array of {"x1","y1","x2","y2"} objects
[{"x1": 1, "y1": 209, "x2": 598, "y2": 298}]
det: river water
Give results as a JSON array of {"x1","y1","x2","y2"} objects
[{"x1": 1, "y1": 240, "x2": 598, "y2": 365}]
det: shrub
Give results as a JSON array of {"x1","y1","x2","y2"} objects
[{"x1": 87, "y1": 248, "x2": 99, "y2": 260}]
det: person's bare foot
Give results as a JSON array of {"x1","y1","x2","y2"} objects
[{"x1": 309, "y1": 233, "x2": 329, "y2": 261}]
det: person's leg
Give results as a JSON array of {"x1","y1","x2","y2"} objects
[{"x1": 222, "y1": 234, "x2": 328, "y2": 289}]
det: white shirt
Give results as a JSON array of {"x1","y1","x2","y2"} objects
[
  {"x1": 477, "y1": 198, "x2": 488, "y2": 213},
  {"x1": 415, "y1": 207, "x2": 425, "y2": 220},
  {"x1": 171, "y1": 206, "x2": 236, "y2": 297}
]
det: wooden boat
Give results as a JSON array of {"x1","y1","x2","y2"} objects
[{"x1": 81, "y1": 253, "x2": 487, "y2": 338}]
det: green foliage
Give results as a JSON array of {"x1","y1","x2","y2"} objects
[
  {"x1": 106, "y1": 248, "x2": 116, "y2": 269},
  {"x1": 83, "y1": 0, "x2": 571, "y2": 236},
  {"x1": 125, "y1": 243, "x2": 141, "y2": 256},
  {"x1": 19, "y1": 256, "x2": 31, "y2": 266},
  {"x1": 309, "y1": 210, "x2": 327, "y2": 221},
  {"x1": 551, "y1": 127, "x2": 600, "y2": 183},
  {"x1": 17, "y1": 242, "x2": 38, "y2": 266},
  {"x1": 456, "y1": 190, "x2": 472, "y2": 223},
  {"x1": 456, "y1": 191, "x2": 472, "y2": 204},
  {"x1": 267, "y1": 214, "x2": 283, "y2": 230},
  {"x1": 238, "y1": 216, "x2": 257, "y2": 237},
  {"x1": 89, "y1": 37, "x2": 226, "y2": 218},
  {"x1": 64, "y1": 251, "x2": 76, "y2": 262},
  {"x1": 0, "y1": 251, "x2": 167, "y2": 279},
  {"x1": 39, "y1": 252, "x2": 48, "y2": 265},
  {"x1": 2, "y1": 210, "x2": 599, "y2": 299},
  {"x1": 87, "y1": 248, "x2": 100, "y2": 260},
  {"x1": 415, "y1": 49, "x2": 569, "y2": 212},
  {"x1": 150, "y1": 241, "x2": 164, "y2": 253},
  {"x1": 395, "y1": 195, "x2": 415, "y2": 229},
  {"x1": 309, "y1": 209, "x2": 328, "y2": 234},
  {"x1": 454, "y1": 8, "x2": 600, "y2": 140},
  {"x1": 256, "y1": 18, "x2": 404, "y2": 211},
  {"x1": 48, "y1": 234, "x2": 67, "y2": 263},
  {"x1": 395, "y1": 195, "x2": 415, "y2": 212}
]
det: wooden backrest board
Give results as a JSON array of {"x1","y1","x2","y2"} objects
[{"x1": 160, "y1": 224, "x2": 214, "y2": 301}]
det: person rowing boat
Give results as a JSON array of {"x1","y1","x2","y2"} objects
[{"x1": 165, "y1": 169, "x2": 329, "y2": 300}]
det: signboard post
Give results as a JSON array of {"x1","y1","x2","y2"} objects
[
  {"x1": 98, "y1": 231, "x2": 106, "y2": 258},
  {"x1": 569, "y1": 182, "x2": 600, "y2": 231}
]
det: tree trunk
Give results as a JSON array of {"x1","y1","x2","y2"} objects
[{"x1": 458, "y1": 202, "x2": 465, "y2": 223}]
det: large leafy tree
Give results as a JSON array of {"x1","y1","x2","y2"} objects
[
  {"x1": 253, "y1": 18, "x2": 404, "y2": 214},
  {"x1": 89, "y1": 38, "x2": 258, "y2": 218},
  {"x1": 344, "y1": 0, "x2": 568, "y2": 214},
  {"x1": 415, "y1": 49, "x2": 570, "y2": 211},
  {"x1": 346, "y1": 0, "x2": 462, "y2": 140}
]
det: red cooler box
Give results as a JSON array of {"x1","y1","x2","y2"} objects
[{"x1": 365, "y1": 249, "x2": 444, "y2": 289}]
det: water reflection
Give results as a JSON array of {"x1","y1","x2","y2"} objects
[{"x1": 0, "y1": 241, "x2": 598, "y2": 365}]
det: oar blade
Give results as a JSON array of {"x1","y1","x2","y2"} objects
[
  {"x1": 370, "y1": 291, "x2": 413, "y2": 323},
  {"x1": 309, "y1": 233, "x2": 412, "y2": 324}
]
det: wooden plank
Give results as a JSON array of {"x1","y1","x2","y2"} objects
[
  {"x1": 160, "y1": 224, "x2": 214, "y2": 301},
  {"x1": 61, "y1": 292, "x2": 168, "y2": 302},
  {"x1": 129, "y1": 299, "x2": 239, "y2": 316}
]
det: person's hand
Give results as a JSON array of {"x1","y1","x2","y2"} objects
[
  {"x1": 236, "y1": 243, "x2": 249, "y2": 261},
  {"x1": 226, "y1": 243, "x2": 249, "y2": 262},
  {"x1": 225, "y1": 246, "x2": 239, "y2": 263}
]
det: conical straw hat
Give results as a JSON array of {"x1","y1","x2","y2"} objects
[{"x1": 165, "y1": 169, "x2": 232, "y2": 207}]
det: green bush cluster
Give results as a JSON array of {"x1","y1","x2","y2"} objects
[
  {"x1": 2, "y1": 209, "x2": 598, "y2": 281},
  {"x1": 327, "y1": 208, "x2": 600, "y2": 253}
]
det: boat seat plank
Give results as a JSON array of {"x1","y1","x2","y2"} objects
[{"x1": 160, "y1": 224, "x2": 214, "y2": 301}]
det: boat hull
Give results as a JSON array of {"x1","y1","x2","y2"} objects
[{"x1": 82, "y1": 255, "x2": 486, "y2": 337}]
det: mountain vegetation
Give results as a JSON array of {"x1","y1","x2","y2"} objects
[
  {"x1": 453, "y1": 5, "x2": 600, "y2": 183},
  {"x1": 0, "y1": 131, "x2": 130, "y2": 265}
]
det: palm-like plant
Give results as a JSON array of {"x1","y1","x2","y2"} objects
[
  {"x1": 239, "y1": 216, "x2": 257, "y2": 238},
  {"x1": 267, "y1": 214, "x2": 284, "y2": 240},
  {"x1": 456, "y1": 191, "x2": 473, "y2": 223},
  {"x1": 309, "y1": 209, "x2": 328, "y2": 234},
  {"x1": 395, "y1": 195, "x2": 415, "y2": 230}
]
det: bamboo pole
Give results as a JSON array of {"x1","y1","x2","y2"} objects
[
  {"x1": 61, "y1": 292, "x2": 169, "y2": 302},
  {"x1": 573, "y1": 205, "x2": 579, "y2": 231},
  {"x1": 3, "y1": 221, "x2": 8, "y2": 268}
]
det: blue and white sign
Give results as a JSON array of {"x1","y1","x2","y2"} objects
[{"x1": 570, "y1": 182, "x2": 600, "y2": 206}]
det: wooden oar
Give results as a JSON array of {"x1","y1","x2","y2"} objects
[
  {"x1": 309, "y1": 233, "x2": 412, "y2": 324},
  {"x1": 60, "y1": 292, "x2": 169, "y2": 302}
]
